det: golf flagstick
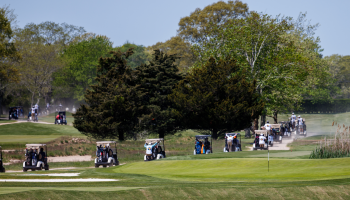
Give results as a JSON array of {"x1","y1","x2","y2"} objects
[{"x1": 268, "y1": 135, "x2": 269, "y2": 172}]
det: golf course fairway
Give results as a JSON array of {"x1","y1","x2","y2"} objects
[{"x1": 113, "y1": 157, "x2": 350, "y2": 182}]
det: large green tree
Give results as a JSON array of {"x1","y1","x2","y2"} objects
[
  {"x1": 192, "y1": 12, "x2": 309, "y2": 128},
  {"x1": 134, "y1": 50, "x2": 184, "y2": 138},
  {"x1": 115, "y1": 42, "x2": 151, "y2": 69},
  {"x1": 170, "y1": 57, "x2": 264, "y2": 139},
  {"x1": 147, "y1": 36, "x2": 195, "y2": 72},
  {"x1": 177, "y1": 0, "x2": 248, "y2": 45},
  {"x1": 73, "y1": 49, "x2": 140, "y2": 140},
  {"x1": 0, "y1": 6, "x2": 21, "y2": 114},
  {"x1": 54, "y1": 33, "x2": 113, "y2": 102}
]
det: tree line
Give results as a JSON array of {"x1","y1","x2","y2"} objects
[{"x1": 0, "y1": 1, "x2": 349, "y2": 139}]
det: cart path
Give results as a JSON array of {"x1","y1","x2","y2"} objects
[
  {"x1": 0, "y1": 120, "x2": 54, "y2": 126},
  {"x1": 3, "y1": 155, "x2": 93, "y2": 166}
]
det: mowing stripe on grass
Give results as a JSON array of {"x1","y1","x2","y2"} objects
[{"x1": 113, "y1": 157, "x2": 350, "y2": 182}]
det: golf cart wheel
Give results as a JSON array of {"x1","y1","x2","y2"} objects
[
  {"x1": 280, "y1": 140, "x2": 282, "y2": 144},
  {"x1": 109, "y1": 162, "x2": 113, "y2": 167},
  {"x1": 95, "y1": 164, "x2": 99, "y2": 168},
  {"x1": 31, "y1": 169, "x2": 35, "y2": 171},
  {"x1": 38, "y1": 165, "x2": 42, "y2": 170},
  {"x1": 45, "y1": 165, "x2": 49, "y2": 170},
  {"x1": 103, "y1": 165, "x2": 106, "y2": 168},
  {"x1": 114, "y1": 160, "x2": 119, "y2": 166},
  {"x1": 270, "y1": 144, "x2": 273, "y2": 147},
  {"x1": 23, "y1": 168, "x2": 27, "y2": 172},
  {"x1": 3, "y1": 168, "x2": 4, "y2": 173}
]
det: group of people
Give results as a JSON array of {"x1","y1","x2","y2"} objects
[
  {"x1": 28, "y1": 104, "x2": 39, "y2": 121},
  {"x1": 290, "y1": 112, "x2": 305, "y2": 129},
  {"x1": 144, "y1": 141, "x2": 163, "y2": 159},
  {"x1": 225, "y1": 133, "x2": 240, "y2": 152},
  {"x1": 195, "y1": 137, "x2": 211, "y2": 154},
  {"x1": 25, "y1": 148, "x2": 46, "y2": 166},
  {"x1": 96, "y1": 144, "x2": 113, "y2": 163}
]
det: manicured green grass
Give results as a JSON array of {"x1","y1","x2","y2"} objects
[
  {"x1": 0, "y1": 123, "x2": 80, "y2": 136},
  {"x1": 113, "y1": 157, "x2": 350, "y2": 182}
]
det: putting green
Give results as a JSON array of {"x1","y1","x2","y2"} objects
[{"x1": 113, "y1": 157, "x2": 350, "y2": 182}]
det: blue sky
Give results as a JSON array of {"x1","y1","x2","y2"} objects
[{"x1": 2, "y1": 0, "x2": 349, "y2": 56}]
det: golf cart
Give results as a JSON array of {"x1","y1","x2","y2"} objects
[
  {"x1": 23, "y1": 144, "x2": 49, "y2": 172},
  {"x1": 0, "y1": 146, "x2": 5, "y2": 173},
  {"x1": 144, "y1": 138, "x2": 166, "y2": 161},
  {"x1": 253, "y1": 130, "x2": 270, "y2": 150},
  {"x1": 194, "y1": 135, "x2": 212, "y2": 155},
  {"x1": 95, "y1": 141, "x2": 119, "y2": 168},
  {"x1": 55, "y1": 111, "x2": 67, "y2": 125},
  {"x1": 296, "y1": 120, "x2": 307, "y2": 137},
  {"x1": 223, "y1": 133, "x2": 242, "y2": 152},
  {"x1": 271, "y1": 124, "x2": 283, "y2": 144},
  {"x1": 9, "y1": 106, "x2": 23, "y2": 120}
]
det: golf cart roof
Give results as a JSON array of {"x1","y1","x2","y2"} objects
[
  {"x1": 145, "y1": 138, "x2": 163, "y2": 143},
  {"x1": 226, "y1": 133, "x2": 240, "y2": 136},
  {"x1": 96, "y1": 141, "x2": 116, "y2": 145},
  {"x1": 255, "y1": 130, "x2": 267, "y2": 136},
  {"x1": 195, "y1": 135, "x2": 211, "y2": 139},
  {"x1": 25, "y1": 144, "x2": 46, "y2": 148},
  {"x1": 270, "y1": 124, "x2": 281, "y2": 129}
]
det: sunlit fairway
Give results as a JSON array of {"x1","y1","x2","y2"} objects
[{"x1": 113, "y1": 157, "x2": 350, "y2": 182}]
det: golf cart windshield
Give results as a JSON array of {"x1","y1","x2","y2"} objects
[
  {"x1": 271, "y1": 124, "x2": 280, "y2": 131},
  {"x1": 145, "y1": 138, "x2": 163, "y2": 144},
  {"x1": 96, "y1": 141, "x2": 116, "y2": 153},
  {"x1": 255, "y1": 130, "x2": 268, "y2": 136},
  {"x1": 195, "y1": 135, "x2": 211, "y2": 140}
]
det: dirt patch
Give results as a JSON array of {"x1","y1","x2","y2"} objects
[{"x1": 48, "y1": 155, "x2": 92, "y2": 162}]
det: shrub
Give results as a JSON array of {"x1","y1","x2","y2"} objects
[{"x1": 310, "y1": 123, "x2": 350, "y2": 159}]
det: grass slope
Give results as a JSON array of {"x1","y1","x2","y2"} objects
[{"x1": 113, "y1": 157, "x2": 350, "y2": 182}]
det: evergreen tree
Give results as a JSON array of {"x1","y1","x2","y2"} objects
[
  {"x1": 134, "y1": 50, "x2": 184, "y2": 138},
  {"x1": 170, "y1": 57, "x2": 264, "y2": 139},
  {"x1": 73, "y1": 48, "x2": 140, "y2": 140}
]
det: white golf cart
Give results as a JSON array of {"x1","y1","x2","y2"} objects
[
  {"x1": 271, "y1": 124, "x2": 283, "y2": 144},
  {"x1": 23, "y1": 144, "x2": 49, "y2": 172},
  {"x1": 144, "y1": 138, "x2": 166, "y2": 161},
  {"x1": 0, "y1": 146, "x2": 5, "y2": 173},
  {"x1": 194, "y1": 135, "x2": 212, "y2": 155},
  {"x1": 223, "y1": 133, "x2": 242, "y2": 152},
  {"x1": 95, "y1": 141, "x2": 119, "y2": 168},
  {"x1": 253, "y1": 130, "x2": 270, "y2": 150}
]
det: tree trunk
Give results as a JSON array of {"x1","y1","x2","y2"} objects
[
  {"x1": 158, "y1": 130, "x2": 165, "y2": 139},
  {"x1": 260, "y1": 114, "x2": 266, "y2": 128},
  {"x1": 118, "y1": 129, "x2": 124, "y2": 141},
  {"x1": 253, "y1": 118, "x2": 259, "y2": 131},
  {"x1": 212, "y1": 128, "x2": 218, "y2": 139},
  {"x1": 273, "y1": 110, "x2": 278, "y2": 124}
]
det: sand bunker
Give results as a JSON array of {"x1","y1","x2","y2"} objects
[{"x1": 0, "y1": 178, "x2": 118, "y2": 182}]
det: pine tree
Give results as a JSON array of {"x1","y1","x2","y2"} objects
[
  {"x1": 170, "y1": 57, "x2": 264, "y2": 139},
  {"x1": 134, "y1": 50, "x2": 184, "y2": 138},
  {"x1": 73, "y1": 48, "x2": 140, "y2": 140}
]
